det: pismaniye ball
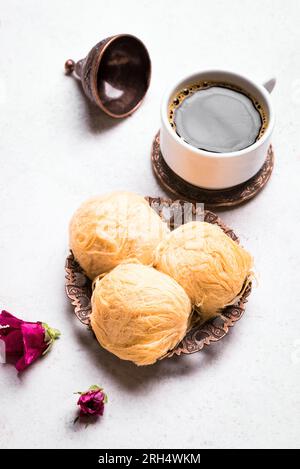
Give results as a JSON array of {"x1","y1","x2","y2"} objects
[
  {"x1": 90, "y1": 263, "x2": 192, "y2": 365},
  {"x1": 154, "y1": 221, "x2": 253, "y2": 323},
  {"x1": 69, "y1": 191, "x2": 169, "y2": 279}
]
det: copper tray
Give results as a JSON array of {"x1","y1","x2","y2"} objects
[{"x1": 65, "y1": 198, "x2": 252, "y2": 358}]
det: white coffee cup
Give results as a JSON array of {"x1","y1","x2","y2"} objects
[{"x1": 160, "y1": 70, "x2": 275, "y2": 189}]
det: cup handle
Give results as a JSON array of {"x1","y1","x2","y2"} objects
[{"x1": 263, "y1": 77, "x2": 276, "y2": 93}]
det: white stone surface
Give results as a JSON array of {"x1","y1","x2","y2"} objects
[{"x1": 1, "y1": 0, "x2": 300, "y2": 449}]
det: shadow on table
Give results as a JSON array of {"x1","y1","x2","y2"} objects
[
  {"x1": 65, "y1": 295, "x2": 236, "y2": 394},
  {"x1": 71, "y1": 78, "x2": 124, "y2": 135}
]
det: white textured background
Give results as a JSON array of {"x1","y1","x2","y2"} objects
[{"x1": 1, "y1": 0, "x2": 300, "y2": 449}]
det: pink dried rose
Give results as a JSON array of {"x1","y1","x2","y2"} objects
[
  {"x1": 0, "y1": 310, "x2": 60, "y2": 371},
  {"x1": 75, "y1": 385, "x2": 108, "y2": 421}
]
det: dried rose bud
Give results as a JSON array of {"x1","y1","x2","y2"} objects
[
  {"x1": 0, "y1": 310, "x2": 60, "y2": 371},
  {"x1": 75, "y1": 385, "x2": 108, "y2": 420}
]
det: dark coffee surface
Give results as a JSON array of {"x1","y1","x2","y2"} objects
[{"x1": 171, "y1": 85, "x2": 265, "y2": 153}]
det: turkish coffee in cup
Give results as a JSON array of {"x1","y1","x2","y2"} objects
[{"x1": 168, "y1": 81, "x2": 268, "y2": 153}]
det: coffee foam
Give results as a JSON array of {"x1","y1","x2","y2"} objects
[{"x1": 168, "y1": 81, "x2": 268, "y2": 152}]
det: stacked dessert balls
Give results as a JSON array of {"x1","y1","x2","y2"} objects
[{"x1": 70, "y1": 191, "x2": 252, "y2": 366}]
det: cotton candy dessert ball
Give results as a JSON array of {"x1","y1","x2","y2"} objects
[
  {"x1": 69, "y1": 191, "x2": 169, "y2": 279},
  {"x1": 90, "y1": 263, "x2": 191, "y2": 366},
  {"x1": 154, "y1": 221, "x2": 253, "y2": 322}
]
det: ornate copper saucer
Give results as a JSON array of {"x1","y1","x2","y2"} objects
[
  {"x1": 151, "y1": 132, "x2": 274, "y2": 209},
  {"x1": 65, "y1": 198, "x2": 252, "y2": 359}
]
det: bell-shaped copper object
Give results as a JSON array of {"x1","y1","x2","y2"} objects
[{"x1": 65, "y1": 34, "x2": 151, "y2": 118}]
